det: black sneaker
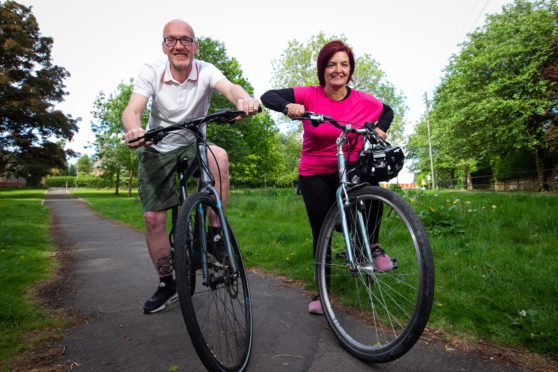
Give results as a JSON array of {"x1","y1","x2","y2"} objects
[
  {"x1": 143, "y1": 280, "x2": 178, "y2": 314},
  {"x1": 208, "y1": 233, "x2": 228, "y2": 261}
]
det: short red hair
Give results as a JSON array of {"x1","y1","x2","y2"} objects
[{"x1": 316, "y1": 40, "x2": 355, "y2": 87}]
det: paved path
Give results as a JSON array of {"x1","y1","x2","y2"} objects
[{"x1": 45, "y1": 188, "x2": 522, "y2": 371}]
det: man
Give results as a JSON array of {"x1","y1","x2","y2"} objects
[{"x1": 123, "y1": 19, "x2": 259, "y2": 314}]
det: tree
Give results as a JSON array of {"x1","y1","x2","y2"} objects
[
  {"x1": 196, "y1": 37, "x2": 284, "y2": 186},
  {"x1": 270, "y1": 32, "x2": 407, "y2": 142},
  {"x1": 0, "y1": 1, "x2": 78, "y2": 186},
  {"x1": 76, "y1": 154, "x2": 93, "y2": 176},
  {"x1": 411, "y1": 0, "x2": 558, "y2": 190},
  {"x1": 91, "y1": 82, "x2": 146, "y2": 195}
]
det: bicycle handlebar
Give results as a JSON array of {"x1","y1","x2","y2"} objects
[
  {"x1": 291, "y1": 111, "x2": 389, "y2": 146},
  {"x1": 291, "y1": 112, "x2": 367, "y2": 134},
  {"x1": 127, "y1": 107, "x2": 261, "y2": 144}
]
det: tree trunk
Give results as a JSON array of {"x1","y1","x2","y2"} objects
[
  {"x1": 464, "y1": 165, "x2": 473, "y2": 190},
  {"x1": 535, "y1": 147, "x2": 547, "y2": 191},
  {"x1": 128, "y1": 164, "x2": 133, "y2": 197},
  {"x1": 115, "y1": 168, "x2": 120, "y2": 195}
]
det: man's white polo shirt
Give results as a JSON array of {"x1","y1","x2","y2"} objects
[{"x1": 133, "y1": 59, "x2": 226, "y2": 153}]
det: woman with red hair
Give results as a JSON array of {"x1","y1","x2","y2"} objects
[{"x1": 261, "y1": 40, "x2": 395, "y2": 315}]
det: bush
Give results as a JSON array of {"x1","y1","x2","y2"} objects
[
  {"x1": 46, "y1": 176, "x2": 138, "y2": 188},
  {"x1": 45, "y1": 176, "x2": 76, "y2": 187}
]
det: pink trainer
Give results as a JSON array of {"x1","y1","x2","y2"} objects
[
  {"x1": 372, "y1": 244, "x2": 394, "y2": 272},
  {"x1": 308, "y1": 296, "x2": 323, "y2": 315}
]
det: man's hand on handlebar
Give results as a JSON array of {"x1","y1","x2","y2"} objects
[
  {"x1": 124, "y1": 127, "x2": 152, "y2": 148},
  {"x1": 236, "y1": 97, "x2": 261, "y2": 117}
]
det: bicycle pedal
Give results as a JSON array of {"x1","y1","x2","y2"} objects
[
  {"x1": 335, "y1": 252, "x2": 348, "y2": 260},
  {"x1": 206, "y1": 253, "x2": 225, "y2": 269}
]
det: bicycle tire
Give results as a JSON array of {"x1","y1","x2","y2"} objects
[
  {"x1": 174, "y1": 192, "x2": 252, "y2": 371},
  {"x1": 315, "y1": 185, "x2": 434, "y2": 363}
]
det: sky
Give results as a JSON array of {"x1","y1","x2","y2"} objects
[{"x1": 17, "y1": 0, "x2": 514, "y2": 174}]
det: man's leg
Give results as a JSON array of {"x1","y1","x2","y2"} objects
[
  {"x1": 142, "y1": 209, "x2": 177, "y2": 314},
  {"x1": 205, "y1": 145, "x2": 229, "y2": 259},
  {"x1": 207, "y1": 145, "x2": 229, "y2": 226},
  {"x1": 144, "y1": 210, "x2": 172, "y2": 275},
  {"x1": 137, "y1": 146, "x2": 188, "y2": 314}
]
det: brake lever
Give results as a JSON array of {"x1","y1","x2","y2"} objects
[
  {"x1": 127, "y1": 127, "x2": 165, "y2": 145},
  {"x1": 212, "y1": 107, "x2": 263, "y2": 124},
  {"x1": 296, "y1": 112, "x2": 323, "y2": 127},
  {"x1": 363, "y1": 121, "x2": 383, "y2": 144}
]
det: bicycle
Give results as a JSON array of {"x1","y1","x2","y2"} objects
[
  {"x1": 292, "y1": 112, "x2": 435, "y2": 363},
  {"x1": 129, "y1": 108, "x2": 254, "y2": 371}
]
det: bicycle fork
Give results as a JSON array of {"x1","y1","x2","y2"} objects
[
  {"x1": 336, "y1": 187, "x2": 374, "y2": 275},
  {"x1": 197, "y1": 185, "x2": 240, "y2": 286},
  {"x1": 334, "y1": 131, "x2": 374, "y2": 275}
]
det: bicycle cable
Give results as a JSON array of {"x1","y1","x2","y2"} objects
[{"x1": 153, "y1": 120, "x2": 219, "y2": 192}]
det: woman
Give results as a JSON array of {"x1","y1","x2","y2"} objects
[{"x1": 260, "y1": 40, "x2": 395, "y2": 315}]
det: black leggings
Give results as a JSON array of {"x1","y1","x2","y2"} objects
[
  {"x1": 299, "y1": 173, "x2": 338, "y2": 258},
  {"x1": 299, "y1": 171, "x2": 381, "y2": 258}
]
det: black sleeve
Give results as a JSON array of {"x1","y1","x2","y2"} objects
[
  {"x1": 377, "y1": 104, "x2": 394, "y2": 132},
  {"x1": 260, "y1": 88, "x2": 295, "y2": 113}
]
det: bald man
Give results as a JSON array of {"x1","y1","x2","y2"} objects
[{"x1": 123, "y1": 19, "x2": 259, "y2": 314}]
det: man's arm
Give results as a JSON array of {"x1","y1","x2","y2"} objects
[
  {"x1": 122, "y1": 93, "x2": 150, "y2": 148},
  {"x1": 214, "y1": 79, "x2": 259, "y2": 115}
]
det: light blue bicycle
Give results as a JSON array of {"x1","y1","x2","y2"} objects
[{"x1": 292, "y1": 112, "x2": 435, "y2": 363}]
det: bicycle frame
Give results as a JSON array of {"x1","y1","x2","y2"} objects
[
  {"x1": 333, "y1": 125, "x2": 375, "y2": 273},
  {"x1": 175, "y1": 127, "x2": 240, "y2": 284},
  {"x1": 128, "y1": 108, "x2": 253, "y2": 285}
]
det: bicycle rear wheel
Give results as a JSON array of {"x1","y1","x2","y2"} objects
[
  {"x1": 315, "y1": 186, "x2": 434, "y2": 363},
  {"x1": 174, "y1": 192, "x2": 252, "y2": 372}
]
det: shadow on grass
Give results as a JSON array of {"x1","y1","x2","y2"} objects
[
  {"x1": 71, "y1": 191, "x2": 138, "y2": 199},
  {"x1": 0, "y1": 189, "x2": 46, "y2": 199}
]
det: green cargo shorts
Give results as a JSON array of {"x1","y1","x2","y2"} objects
[{"x1": 138, "y1": 144, "x2": 197, "y2": 212}]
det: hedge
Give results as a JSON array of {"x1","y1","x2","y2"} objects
[{"x1": 46, "y1": 176, "x2": 138, "y2": 188}]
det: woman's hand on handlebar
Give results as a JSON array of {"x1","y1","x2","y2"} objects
[
  {"x1": 374, "y1": 127, "x2": 387, "y2": 141},
  {"x1": 284, "y1": 103, "x2": 305, "y2": 118}
]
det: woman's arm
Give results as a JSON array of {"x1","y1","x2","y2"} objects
[
  {"x1": 374, "y1": 104, "x2": 394, "y2": 140},
  {"x1": 260, "y1": 88, "x2": 295, "y2": 113}
]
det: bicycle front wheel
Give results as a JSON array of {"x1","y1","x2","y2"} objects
[
  {"x1": 315, "y1": 186, "x2": 434, "y2": 363},
  {"x1": 174, "y1": 192, "x2": 252, "y2": 372}
]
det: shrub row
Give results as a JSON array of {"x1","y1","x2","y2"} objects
[
  {"x1": 46, "y1": 176, "x2": 138, "y2": 188},
  {"x1": 47, "y1": 175, "x2": 296, "y2": 189}
]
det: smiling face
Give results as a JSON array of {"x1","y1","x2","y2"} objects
[
  {"x1": 323, "y1": 51, "x2": 351, "y2": 90},
  {"x1": 162, "y1": 20, "x2": 198, "y2": 77}
]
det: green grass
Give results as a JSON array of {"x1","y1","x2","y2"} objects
[
  {"x1": 0, "y1": 189, "x2": 67, "y2": 369},
  {"x1": 70, "y1": 187, "x2": 558, "y2": 357},
  {"x1": 408, "y1": 190, "x2": 558, "y2": 355}
]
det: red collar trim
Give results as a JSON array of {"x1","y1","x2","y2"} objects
[{"x1": 161, "y1": 61, "x2": 198, "y2": 83}]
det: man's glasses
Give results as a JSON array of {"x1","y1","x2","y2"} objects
[{"x1": 163, "y1": 36, "x2": 196, "y2": 47}]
